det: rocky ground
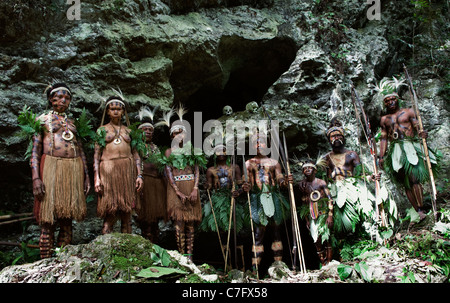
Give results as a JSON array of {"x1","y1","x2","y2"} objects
[{"x1": 0, "y1": 212, "x2": 449, "y2": 283}]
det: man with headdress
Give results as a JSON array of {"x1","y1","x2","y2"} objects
[
  {"x1": 94, "y1": 93, "x2": 143, "y2": 234},
  {"x1": 323, "y1": 118, "x2": 381, "y2": 236},
  {"x1": 297, "y1": 159, "x2": 334, "y2": 266},
  {"x1": 323, "y1": 118, "x2": 361, "y2": 181},
  {"x1": 243, "y1": 131, "x2": 291, "y2": 273},
  {"x1": 156, "y1": 105, "x2": 205, "y2": 261},
  {"x1": 135, "y1": 106, "x2": 167, "y2": 243},
  {"x1": 378, "y1": 92, "x2": 439, "y2": 220},
  {"x1": 31, "y1": 82, "x2": 90, "y2": 258}
]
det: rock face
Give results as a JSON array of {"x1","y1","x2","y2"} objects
[{"x1": 0, "y1": 0, "x2": 448, "y2": 215}]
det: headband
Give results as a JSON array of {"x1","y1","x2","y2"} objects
[
  {"x1": 106, "y1": 99, "x2": 125, "y2": 108},
  {"x1": 326, "y1": 126, "x2": 344, "y2": 137},
  {"x1": 302, "y1": 163, "x2": 317, "y2": 170},
  {"x1": 383, "y1": 93, "x2": 399, "y2": 100},
  {"x1": 49, "y1": 87, "x2": 72, "y2": 97},
  {"x1": 170, "y1": 124, "x2": 187, "y2": 135},
  {"x1": 138, "y1": 122, "x2": 154, "y2": 129},
  {"x1": 214, "y1": 144, "x2": 227, "y2": 153}
]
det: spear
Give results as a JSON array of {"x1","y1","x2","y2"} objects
[
  {"x1": 283, "y1": 132, "x2": 307, "y2": 274},
  {"x1": 403, "y1": 64, "x2": 438, "y2": 220},
  {"x1": 206, "y1": 188, "x2": 227, "y2": 265},
  {"x1": 224, "y1": 153, "x2": 237, "y2": 272},
  {"x1": 242, "y1": 154, "x2": 259, "y2": 280},
  {"x1": 350, "y1": 83, "x2": 387, "y2": 227},
  {"x1": 260, "y1": 104, "x2": 299, "y2": 271}
]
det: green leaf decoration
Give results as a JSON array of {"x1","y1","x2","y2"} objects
[
  {"x1": 93, "y1": 127, "x2": 107, "y2": 148},
  {"x1": 403, "y1": 140, "x2": 418, "y2": 165},
  {"x1": 260, "y1": 184, "x2": 275, "y2": 218},
  {"x1": 16, "y1": 105, "x2": 45, "y2": 159},
  {"x1": 74, "y1": 108, "x2": 95, "y2": 143},
  {"x1": 392, "y1": 142, "x2": 403, "y2": 172},
  {"x1": 128, "y1": 122, "x2": 147, "y2": 156}
]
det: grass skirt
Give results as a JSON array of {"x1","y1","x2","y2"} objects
[
  {"x1": 199, "y1": 188, "x2": 249, "y2": 233},
  {"x1": 36, "y1": 154, "x2": 86, "y2": 225},
  {"x1": 167, "y1": 178, "x2": 201, "y2": 223},
  {"x1": 97, "y1": 156, "x2": 138, "y2": 218},
  {"x1": 136, "y1": 174, "x2": 167, "y2": 223},
  {"x1": 384, "y1": 138, "x2": 440, "y2": 189}
]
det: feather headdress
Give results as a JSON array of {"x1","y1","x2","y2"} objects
[
  {"x1": 373, "y1": 76, "x2": 407, "y2": 104},
  {"x1": 43, "y1": 80, "x2": 72, "y2": 108},
  {"x1": 169, "y1": 103, "x2": 188, "y2": 134},
  {"x1": 326, "y1": 117, "x2": 345, "y2": 139},
  {"x1": 294, "y1": 153, "x2": 327, "y2": 172},
  {"x1": 97, "y1": 87, "x2": 130, "y2": 127},
  {"x1": 154, "y1": 108, "x2": 174, "y2": 129},
  {"x1": 138, "y1": 105, "x2": 159, "y2": 129}
]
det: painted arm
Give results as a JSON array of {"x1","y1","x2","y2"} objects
[
  {"x1": 188, "y1": 164, "x2": 199, "y2": 203},
  {"x1": 379, "y1": 118, "x2": 388, "y2": 168},
  {"x1": 133, "y1": 148, "x2": 143, "y2": 192},
  {"x1": 77, "y1": 138, "x2": 91, "y2": 195},
  {"x1": 93, "y1": 142, "x2": 103, "y2": 195},
  {"x1": 30, "y1": 133, "x2": 45, "y2": 200}
]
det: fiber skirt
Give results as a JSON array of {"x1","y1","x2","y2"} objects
[
  {"x1": 136, "y1": 174, "x2": 167, "y2": 223},
  {"x1": 97, "y1": 156, "x2": 138, "y2": 218},
  {"x1": 36, "y1": 154, "x2": 86, "y2": 225},
  {"x1": 167, "y1": 179, "x2": 201, "y2": 223}
]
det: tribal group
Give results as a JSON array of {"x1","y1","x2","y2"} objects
[{"x1": 23, "y1": 79, "x2": 439, "y2": 272}]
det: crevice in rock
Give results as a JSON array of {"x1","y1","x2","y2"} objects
[{"x1": 169, "y1": 36, "x2": 298, "y2": 123}]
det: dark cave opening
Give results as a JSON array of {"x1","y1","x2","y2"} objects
[{"x1": 171, "y1": 36, "x2": 298, "y2": 124}]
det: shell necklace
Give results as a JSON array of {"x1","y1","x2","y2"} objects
[
  {"x1": 111, "y1": 123, "x2": 122, "y2": 145},
  {"x1": 50, "y1": 111, "x2": 74, "y2": 141}
]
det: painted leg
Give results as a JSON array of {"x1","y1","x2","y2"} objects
[{"x1": 39, "y1": 223, "x2": 55, "y2": 259}]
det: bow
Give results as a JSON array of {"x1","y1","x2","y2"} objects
[{"x1": 403, "y1": 64, "x2": 437, "y2": 220}]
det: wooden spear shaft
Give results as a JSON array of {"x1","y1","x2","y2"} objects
[
  {"x1": 283, "y1": 133, "x2": 307, "y2": 274},
  {"x1": 350, "y1": 86, "x2": 387, "y2": 227},
  {"x1": 206, "y1": 189, "x2": 227, "y2": 264},
  {"x1": 242, "y1": 155, "x2": 259, "y2": 280},
  {"x1": 403, "y1": 64, "x2": 438, "y2": 219}
]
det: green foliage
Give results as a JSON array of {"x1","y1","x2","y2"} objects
[
  {"x1": 337, "y1": 264, "x2": 352, "y2": 280},
  {"x1": 148, "y1": 142, "x2": 208, "y2": 171},
  {"x1": 250, "y1": 187, "x2": 290, "y2": 226},
  {"x1": 199, "y1": 189, "x2": 249, "y2": 233},
  {"x1": 136, "y1": 244, "x2": 187, "y2": 280},
  {"x1": 0, "y1": 242, "x2": 40, "y2": 270},
  {"x1": 16, "y1": 105, "x2": 45, "y2": 159},
  {"x1": 398, "y1": 266, "x2": 417, "y2": 283},
  {"x1": 340, "y1": 239, "x2": 380, "y2": 262},
  {"x1": 383, "y1": 138, "x2": 441, "y2": 189},
  {"x1": 128, "y1": 122, "x2": 147, "y2": 156},
  {"x1": 393, "y1": 231, "x2": 450, "y2": 279},
  {"x1": 136, "y1": 266, "x2": 188, "y2": 279},
  {"x1": 74, "y1": 108, "x2": 97, "y2": 149},
  {"x1": 92, "y1": 127, "x2": 107, "y2": 148}
]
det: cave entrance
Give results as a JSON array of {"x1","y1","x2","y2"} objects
[{"x1": 170, "y1": 36, "x2": 298, "y2": 124}]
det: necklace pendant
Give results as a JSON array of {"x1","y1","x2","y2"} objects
[
  {"x1": 114, "y1": 137, "x2": 122, "y2": 145},
  {"x1": 62, "y1": 130, "x2": 74, "y2": 141}
]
